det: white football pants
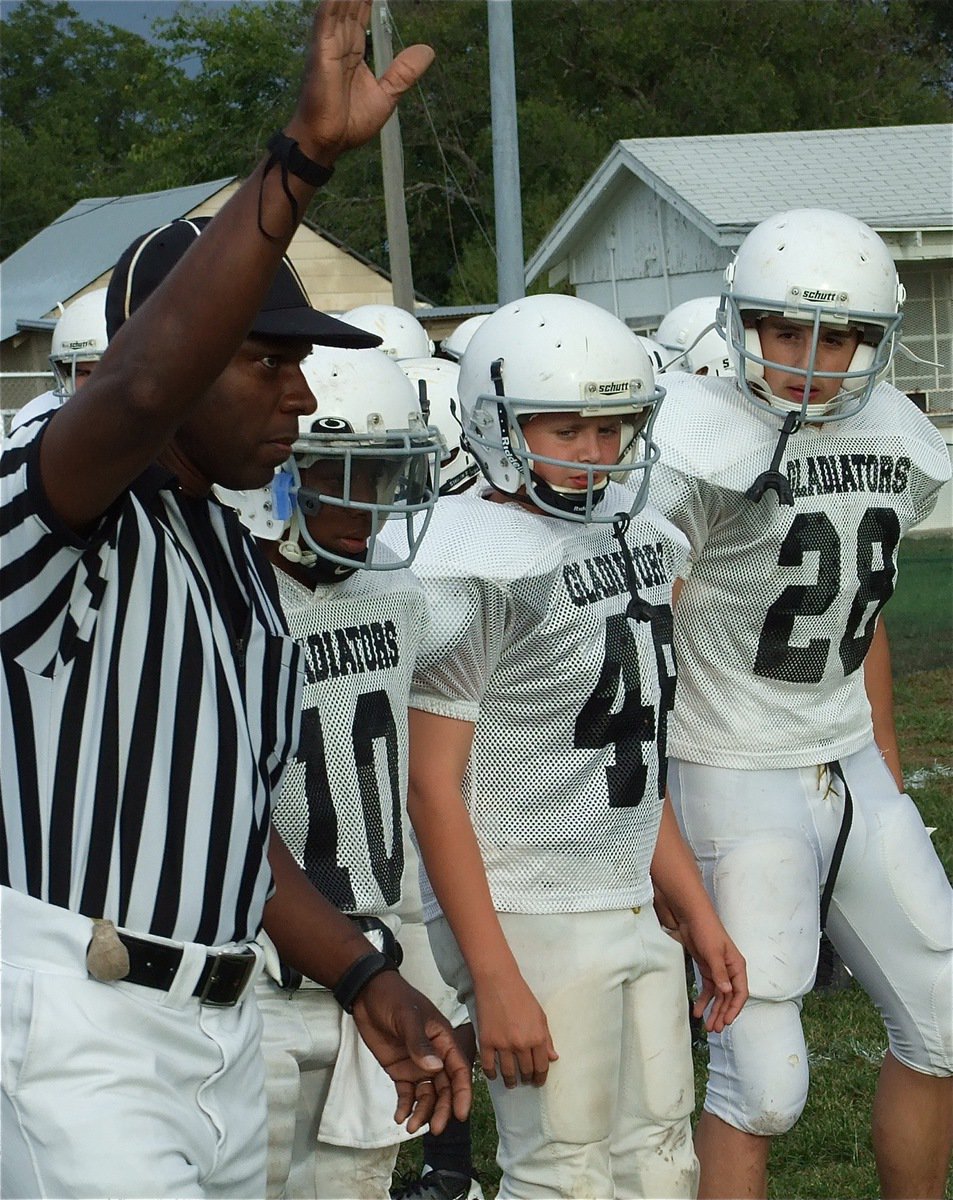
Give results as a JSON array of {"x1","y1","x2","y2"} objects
[
  {"x1": 256, "y1": 968, "x2": 412, "y2": 1200},
  {"x1": 430, "y1": 905, "x2": 699, "y2": 1200},
  {"x1": 670, "y1": 741, "x2": 953, "y2": 1136}
]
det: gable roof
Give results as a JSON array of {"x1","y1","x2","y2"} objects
[
  {"x1": 526, "y1": 124, "x2": 953, "y2": 283},
  {"x1": 0, "y1": 178, "x2": 235, "y2": 342}
]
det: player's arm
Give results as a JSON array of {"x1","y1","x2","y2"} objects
[
  {"x1": 650, "y1": 794, "x2": 748, "y2": 1032},
  {"x1": 407, "y1": 707, "x2": 558, "y2": 1088},
  {"x1": 39, "y1": 0, "x2": 434, "y2": 531},
  {"x1": 864, "y1": 618, "x2": 903, "y2": 791},
  {"x1": 263, "y1": 826, "x2": 471, "y2": 1133}
]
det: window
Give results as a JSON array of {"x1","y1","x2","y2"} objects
[{"x1": 890, "y1": 266, "x2": 953, "y2": 414}]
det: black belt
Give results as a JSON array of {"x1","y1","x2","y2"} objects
[{"x1": 117, "y1": 932, "x2": 258, "y2": 1007}]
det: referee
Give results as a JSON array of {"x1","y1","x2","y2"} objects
[{"x1": 0, "y1": 5, "x2": 469, "y2": 1198}]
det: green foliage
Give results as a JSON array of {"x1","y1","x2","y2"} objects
[
  {"x1": 0, "y1": 0, "x2": 176, "y2": 256},
  {"x1": 132, "y1": 1, "x2": 313, "y2": 185},
  {"x1": 2, "y1": 0, "x2": 952, "y2": 295}
]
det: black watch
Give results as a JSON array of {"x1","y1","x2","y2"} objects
[{"x1": 266, "y1": 131, "x2": 334, "y2": 188}]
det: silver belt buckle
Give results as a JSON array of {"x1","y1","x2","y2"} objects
[{"x1": 196, "y1": 946, "x2": 258, "y2": 1007}]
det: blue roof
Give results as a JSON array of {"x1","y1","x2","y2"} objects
[{"x1": 1, "y1": 178, "x2": 235, "y2": 342}]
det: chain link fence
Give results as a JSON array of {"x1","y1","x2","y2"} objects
[{"x1": 1, "y1": 373, "x2": 56, "y2": 435}]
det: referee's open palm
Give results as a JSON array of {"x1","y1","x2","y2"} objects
[{"x1": 289, "y1": 0, "x2": 434, "y2": 164}]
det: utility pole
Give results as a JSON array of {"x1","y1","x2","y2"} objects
[
  {"x1": 488, "y1": 0, "x2": 525, "y2": 303},
  {"x1": 371, "y1": 0, "x2": 416, "y2": 313}
]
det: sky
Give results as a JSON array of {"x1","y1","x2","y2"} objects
[{"x1": 0, "y1": 0, "x2": 248, "y2": 40}]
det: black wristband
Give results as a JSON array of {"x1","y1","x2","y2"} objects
[
  {"x1": 266, "y1": 130, "x2": 334, "y2": 188},
  {"x1": 332, "y1": 950, "x2": 399, "y2": 1014}
]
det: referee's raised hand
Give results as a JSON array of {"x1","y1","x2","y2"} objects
[{"x1": 287, "y1": 0, "x2": 434, "y2": 170}]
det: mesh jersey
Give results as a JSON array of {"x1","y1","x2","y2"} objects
[
  {"x1": 271, "y1": 544, "x2": 428, "y2": 915},
  {"x1": 409, "y1": 483, "x2": 688, "y2": 920},
  {"x1": 647, "y1": 374, "x2": 950, "y2": 769}
]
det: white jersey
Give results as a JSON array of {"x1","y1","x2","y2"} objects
[
  {"x1": 648, "y1": 374, "x2": 950, "y2": 769},
  {"x1": 409, "y1": 483, "x2": 689, "y2": 920},
  {"x1": 272, "y1": 546, "x2": 428, "y2": 916}
]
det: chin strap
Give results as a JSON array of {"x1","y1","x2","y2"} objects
[
  {"x1": 746, "y1": 412, "x2": 799, "y2": 506},
  {"x1": 279, "y1": 511, "x2": 317, "y2": 567},
  {"x1": 612, "y1": 514, "x2": 652, "y2": 622},
  {"x1": 530, "y1": 470, "x2": 608, "y2": 517}
]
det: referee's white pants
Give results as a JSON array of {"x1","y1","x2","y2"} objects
[
  {"x1": 1, "y1": 887, "x2": 268, "y2": 1199},
  {"x1": 430, "y1": 906, "x2": 699, "y2": 1200},
  {"x1": 670, "y1": 742, "x2": 953, "y2": 1137}
]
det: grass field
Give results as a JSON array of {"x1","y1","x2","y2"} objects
[{"x1": 395, "y1": 534, "x2": 953, "y2": 1200}]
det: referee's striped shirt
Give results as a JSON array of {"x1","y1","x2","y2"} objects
[{"x1": 0, "y1": 406, "x2": 304, "y2": 945}]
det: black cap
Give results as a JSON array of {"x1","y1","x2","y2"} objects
[{"x1": 105, "y1": 217, "x2": 382, "y2": 348}]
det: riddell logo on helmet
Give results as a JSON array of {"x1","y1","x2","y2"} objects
[{"x1": 802, "y1": 289, "x2": 839, "y2": 303}]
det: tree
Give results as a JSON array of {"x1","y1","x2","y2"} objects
[
  {"x1": 0, "y1": 0, "x2": 176, "y2": 258},
  {"x1": 131, "y1": 0, "x2": 314, "y2": 185},
  {"x1": 2, "y1": 0, "x2": 950, "y2": 301}
]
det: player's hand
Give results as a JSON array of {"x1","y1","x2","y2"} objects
[
  {"x1": 674, "y1": 912, "x2": 748, "y2": 1033},
  {"x1": 350, "y1": 969, "x2": 472, "y2": 1135},
  {"x1": 473, "y1": 970, "x2": 559, "y2": 1089},
  {"x1": 287, "y1": 0, "x2": 434, "y2": 167}
]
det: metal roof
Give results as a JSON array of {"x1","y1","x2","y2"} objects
[
  {"x1": 1, "y1": 178, "x2": 235, "y2": 342},
  {"x1": 527, "y1": 124, "x2": 953, "y2": 283}
]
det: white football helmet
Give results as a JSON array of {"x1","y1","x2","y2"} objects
[
  {"x1": 635, "y1": 335, "x2": 677, "y2": 374},
  {"x1": 655, "y1": 296, "x2": 731, "y2": 375},
  {"x1": 719, "y1": 209, "x2": 903, "y2": 421},
  {"x1": 218, "y1": 348, "x2": 441, "y2": 572},
  {"x1": 457, "y1": 294, "x2": 664, "y2": 522},
  {"x1": 49, "y1": 289, "x2": 108, "y2": 395},
  {"x1": 399, "y1": 357, "x2": 478, "y2": 495},
  {"x1": 341, "y1": 304, "x2": 434, "y2": 360},
  {"x1": 439, "y1": 313, "x2": 491, "y2": 362}
]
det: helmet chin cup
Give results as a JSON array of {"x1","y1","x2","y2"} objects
[{"x1": 744, "y1": 326, "x2": 766, "y2": 382}]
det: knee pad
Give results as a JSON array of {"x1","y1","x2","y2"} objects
[
  {"x1": 828, "y1": 787, "x2": 953, "y2": 1074},
  {"x1": 705, "y1": 997, "x2": 810, "y2": 1136},
  {"x1": 710, "y1": 833, "x2": 819, "y2": 1000},
  {"x1": 877, "y1": 796, "x2": 953, "y2": 956}
]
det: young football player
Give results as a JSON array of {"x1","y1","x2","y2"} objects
[
  {"x1": 437, "y1": 314, "x2": 490, "y2": 364},
  {"x1": 646, "y1": 208, "x2": 953, "y2": 1199},
  {"x1": 9, "y1": 289, "x2": 109, "y2": 434},
  {"x1": 222, "y1": 345, "x2": 444, "y2": 1200},
  {"x1": 390, "y1": 355, "x2": 485, "y2": 1200},
  {"x1": 654, "y1": 296, "x2": 733, "y2": 378},
  {"x1": 405, "y1": 293, "x2": 748, "y2": 1199}
]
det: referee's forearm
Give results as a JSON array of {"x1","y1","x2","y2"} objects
[{"x1": 262, "y1": 825, "x2": 373, "y2": 987}]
